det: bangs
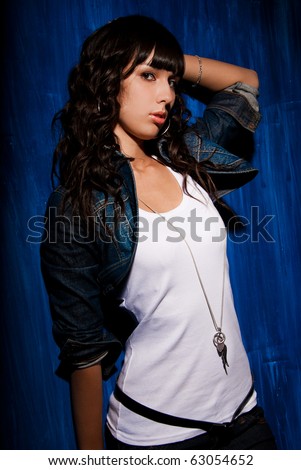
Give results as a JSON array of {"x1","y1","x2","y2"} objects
[
  {"x1": 119, "y1": 16, "x2": 184, "y2": 78},
  {"x1": 149, "y1": 42, "x2": 184, "y2": 77},
  {"x1": 124, "y1": 42, "x2": 184, "y2": 79}
]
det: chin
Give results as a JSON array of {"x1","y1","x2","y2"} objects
[
  {"x1": 130, "y1": 126, "x2": 160, "y2": 142},
  {"x1": 140, "y1": 129, "x2": 161, "y2": 141}
]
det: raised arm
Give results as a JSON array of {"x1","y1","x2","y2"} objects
[
  {"x1": 181, "y1": 54, "x2": 261, "y2": 150},
  {"x1": 183, "y1": 54, "x2": 259, "y2": 91}
]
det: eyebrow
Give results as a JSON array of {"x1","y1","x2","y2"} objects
[{"x1": 140, "y1": 63, "x2": 178, "y2": 77}]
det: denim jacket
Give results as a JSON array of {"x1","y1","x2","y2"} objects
[{"x1": 40, "y1": 82, "x2": 261, "y2": 378}]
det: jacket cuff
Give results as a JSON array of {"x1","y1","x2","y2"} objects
[
  {"x1": 224, "y1": 82, "x2": 259, "y2": 111},
  {"x1": 56, "y1": 337, "x2": 122, "y2": 380},
  {"x1": 76, "y1": 351, "x2": 108, "y2": 369},
  {"x1": 208, "y1": 82, "x2": 261, "y2": 132}
]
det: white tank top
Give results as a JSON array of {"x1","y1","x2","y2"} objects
[{"x1": 107, "y1": 168, "x2": 256, "y2": 446}]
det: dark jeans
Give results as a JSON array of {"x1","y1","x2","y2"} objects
[{"x1": 105, "y1": 406, "x2": 277, "y2": 450}]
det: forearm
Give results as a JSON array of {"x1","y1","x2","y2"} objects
[
  {"x1": 71, "y1": 363, "x2": 104, "y2": 450},
  {"x1": 184, "y1": 55, "x2": 259, "y2": 91}
]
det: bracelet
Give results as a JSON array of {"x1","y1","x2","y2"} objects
[{"x1": 195, "y1": 55, "x2": 203, "y2": 85}]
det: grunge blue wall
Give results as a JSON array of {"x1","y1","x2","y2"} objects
[{"x1": 1, "y1": 0, "x2": 300, "y2": 450}]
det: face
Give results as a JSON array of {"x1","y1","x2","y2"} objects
[{"x1": 114, "y1": 54, "x2": 178, "y2": 152}]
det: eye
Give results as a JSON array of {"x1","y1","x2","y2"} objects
[
  {"x1": 141, "y1": 72, "x2": 156, "y2": 81},
  {"x1": 169, "y1": 78, "x2": 177, "y2": 89}
]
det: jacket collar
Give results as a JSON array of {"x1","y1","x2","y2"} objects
[
  {"x1": 116, "y1": 131, "x2": 258, "y2": 197},
  {"x1": 156, "y1": 134, "x2": 258, "y2": 195}
]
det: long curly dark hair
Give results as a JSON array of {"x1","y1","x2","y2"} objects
[{"x1": 51, "y1": 15, "x2": 215, "y2": 220}]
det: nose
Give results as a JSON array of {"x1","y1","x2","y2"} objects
[{"x1": 156, "y1": 80, "x2": 175, "y2": 106}]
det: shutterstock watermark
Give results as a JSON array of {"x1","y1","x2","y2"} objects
[
  {"x1": 228, "y1": 206, "x2": 275, "y2": 244},
  {"x1": 27, "y1": 205, "x2": 275, "y2": 245}
]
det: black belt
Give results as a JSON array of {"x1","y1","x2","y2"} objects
[{"x1": 114, "y1": 380, "x2": 254, "y2": 433}]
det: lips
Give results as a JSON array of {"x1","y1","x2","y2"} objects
[{"x1": 150, "y1": 111, "x2": 166, "y2": 126}]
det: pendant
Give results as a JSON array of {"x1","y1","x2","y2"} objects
[{"x1": 213, "y1": 331, "x2": 229, "y2": 375}]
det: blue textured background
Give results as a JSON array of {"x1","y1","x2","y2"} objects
[{"x1": 1, "y1": 0, "x2": 300, "y2": 450}]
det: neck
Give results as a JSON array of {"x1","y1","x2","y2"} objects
[
  {"x1": 114, "y1": 126, "x2": 146, "y2": 159},
  {"x1": 114, "y1": 131, "x2": 157, "y2": 169},
  {"x1": 118, "y1": 142, "x2": 156, "y2": 170},
  {"x1": 129, "y1": 153, "x2": 157, "y2": 172}
]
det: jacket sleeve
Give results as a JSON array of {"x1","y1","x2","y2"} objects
[
  {"x1": 40, "y1": 190, "x2": 122, "y2": 379},
  {"x1": 192, "y1": 82, "x2": 261, "y2": 151}
]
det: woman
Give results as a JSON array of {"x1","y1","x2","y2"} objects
[{"x1": 41, "y1": 15, "x2": 276, "y2": 450}]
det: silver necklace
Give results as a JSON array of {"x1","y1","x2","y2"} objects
[{"x1": 139, "y1": 197, "x2": 229, "y2": 374}]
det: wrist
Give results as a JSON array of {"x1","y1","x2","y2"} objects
[
  {"x1": 183, "y1": 54, "x2": 204, "y2": 85},
  {"x1": 195, "y1": 56, "x2": 203, "y2": 85}
]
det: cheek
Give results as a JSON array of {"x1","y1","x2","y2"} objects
[
  {"x1": 118, "y1": 89, "x2": 146, "y2": 123},
  {"x1": 116, "y1": 87, "x2": 127, "y2": 109},
  {"x1": 117, "y1": 88, "x2": 138, "y2": 119},
  {"x1": 117, "y1": 94, "x2": 132, "y2": 125},
  {"x1": 118, "y1": 105, "x2": 141, "y2": 135}
]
